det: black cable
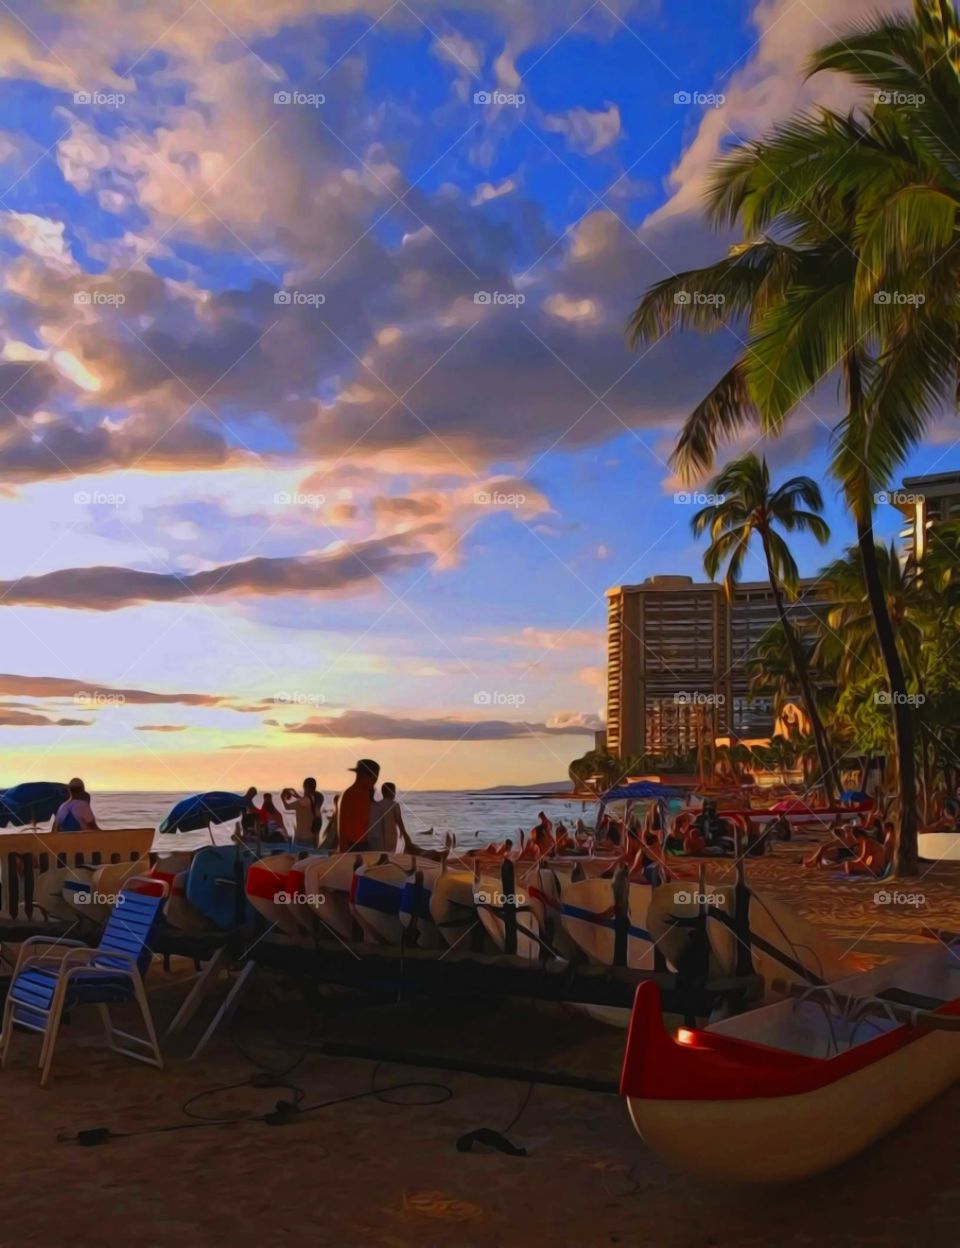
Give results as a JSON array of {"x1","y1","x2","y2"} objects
[
  {"x1": 501, "y1": 1080, "x2": 534, "y2": 1135},
  {"x1": 58, "y1": 1076, "x2": 454, "y2": 1145}
]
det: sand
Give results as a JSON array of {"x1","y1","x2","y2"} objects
[{"x1": 3, "y1": 840, "x2": 960, "y2": 1248}]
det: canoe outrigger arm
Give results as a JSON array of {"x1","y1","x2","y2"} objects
[{"x1": 770, "y1": 977, "x2": 960, "y2": 1032}]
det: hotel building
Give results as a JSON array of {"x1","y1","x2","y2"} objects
[
  {"x1": 893, "y1": 471, "x2": 960, "y2": 562},
  {"x1": 605, "y1": 575, "x2": 827, "y2": 760},
  {"x1": 605, "y1": 469, "x2": 959, "y2": 761}
]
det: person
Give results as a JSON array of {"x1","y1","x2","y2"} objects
[
  {"x1": 240, "y1": 786, "x2": 259, "y2": 839},
  {"x1": 282, "y1": 777, "x2": 324, "y2": 848},
  {"x1": 257, "y1": 793, "x2": 288, "y2": 843},
  {"x1": 845, "y1": 820, "x2": 895, "y2": 877},
  {"x1": 804, "y1": 821, "x2": 860, "y2": 869},
  {"x1": 368, "y1": 781, "x2": 402, "y2": 852},
  {"x1": 317, "y1": 794, "x2": 339, "y2": 852},
  {"x1": 768, "y1": 814, "x2": 791, "y2": 842},
  {"x1": 53, "y1": 778, "x2": 98, "y2": 832},
  {"x1": 529, "y1": 812, "x2": 555, "y2": 855},
  {"x1": 337, "y1": 758, "x2": 380, "y2": 851},
  {"x1": 375, "y1": 784, "x2": 450, "y2": 861}
]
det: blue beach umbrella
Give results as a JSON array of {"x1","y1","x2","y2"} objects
[
  {"x1": 0, "y1": 781, "x2": 70, "y2": 827},
  {"x1": 158, "y1": 791, "x2": 245, "y2": 835}
]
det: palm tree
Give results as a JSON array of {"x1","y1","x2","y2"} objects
[
  {"x1": 626, "y1": 5, "x2": 960, "y2": 871},
  {"x1": 758, "y1": 734, "x2": 800, "y2": 786},
  {"x1": 818, "y1": 543, "x2": 926, "y2": 686},
  {"x1": 819, "y1": 541, "x2": 938, "y2": 820},
  {"x1": 747, "y1": 621, "x2": 826, "y2": 722},
  {"x1": 691, "y1": 454, "x2": 836, "y2": 800}
]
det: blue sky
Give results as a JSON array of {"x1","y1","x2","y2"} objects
[{"x1": 0, "y1": 0, "x2": 944, "y2": 791}]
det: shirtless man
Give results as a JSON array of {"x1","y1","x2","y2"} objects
[
  {"x1": 375, "y1": 782, "x2": 450, "y2": 862},
  {"x1": 804, "y1": 821, "x2": 861, "y2": 869}
]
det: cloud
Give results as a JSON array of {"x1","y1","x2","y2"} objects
[
  {"x1": 652, "y1": 0, "x2": 909, "y2": 223},
  {"x1": 0, "y1": 674, "x2": 223, "y2": 705},
  {"x1": 0, "y1": 535, "x2": 431, "y2": 610},
  {"x1": 0, "y1": 212, "x2": 78, "y2": 273},
  {"x1": 431, "y1": 28, "x2": 485, "y2": 78},
  {"x1": 546, "y1": 710, "x2": 604, "y2": 731},
  {"x1": 0, "y1": 709, "x2": 91, "y2": 727},
  {"x1": 472, "y1": 178, "x2": 517, "y2": 205},
  {"x1": 285, "y1": 709, "x2": 597, "y2": 740},
  {"x1": 543, "y1": 104, "x2": 622, "y2": 154},
  {"x1": 495, "y1": 626, "x2": 603, "y2": 651}
]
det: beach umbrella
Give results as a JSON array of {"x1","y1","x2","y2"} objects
[
  {"x1": 0, "y1": 781, "x2": 69, "y2": 826},
  {"x1": 601, "y1": 781, "x2": 688, "y2": 803},
  {"x1": 158, "y1": 791, "x2": 244, "y2": 835}
]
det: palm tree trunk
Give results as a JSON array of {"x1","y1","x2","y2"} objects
[
  {"x1": 760, "y1": 534, "x2": 837, "y2": 803},
  {"x1": 856, "y1": 516, "x2": 919, "y2": 875}
]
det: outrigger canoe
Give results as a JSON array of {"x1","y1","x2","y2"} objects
[
  {"x1": 620, "y1": 940, "x2": 960, "y2": 1182},
  {"x1": 918, "y1": 830, "x2": 960, "y2": 863}
]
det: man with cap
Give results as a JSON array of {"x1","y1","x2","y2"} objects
[{"x1": 336, "y1": 758, "x2": 380, "y2": 852}]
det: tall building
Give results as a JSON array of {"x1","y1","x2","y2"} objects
[
  {"x1": 892, "y1": 471, "x2": 960, "y2": 562},
  {"x1": 605, "y1": 575, "x2": 827, "y2": 760}
]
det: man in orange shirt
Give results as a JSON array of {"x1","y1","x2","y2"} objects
[{"x1": 336, "y1": 758, "x2": 380, "y2": 851}]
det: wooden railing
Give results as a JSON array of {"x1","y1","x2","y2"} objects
[{"x1": 0, "y1": 827, "x2": 155, "y2": 921}]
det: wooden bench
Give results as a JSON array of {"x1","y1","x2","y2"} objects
[{"x1": 0, "y1": 827, "x2": 154, "y2": 920}]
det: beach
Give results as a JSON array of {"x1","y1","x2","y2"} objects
[{"x1": 3, "y1": 839, "x2": 960, "y2": 1248}]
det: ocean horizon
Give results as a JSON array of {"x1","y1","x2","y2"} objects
[{"x1": 10, "y1": 788, "x2": 598, "y2": 851}]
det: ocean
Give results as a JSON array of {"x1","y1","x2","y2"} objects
[{"x1": 82, "y1": 790, "x2": 599, "y2": 851}]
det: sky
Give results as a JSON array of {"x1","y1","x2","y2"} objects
[{"x1": 0, "y1": 0, "x2": 952, "y2": 794}]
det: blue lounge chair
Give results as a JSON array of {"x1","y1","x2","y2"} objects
[{"x1": 0, "y1": 883, "x2": 166, "y2": 1085}]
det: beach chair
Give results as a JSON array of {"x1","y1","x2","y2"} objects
[{"x1": 0, "y1": 883, "x2": 167, "y2": 1086}]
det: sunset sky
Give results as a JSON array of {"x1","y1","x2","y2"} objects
[{"x1": 0, "y1": 0, "x2": 951, "y2": 793}]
